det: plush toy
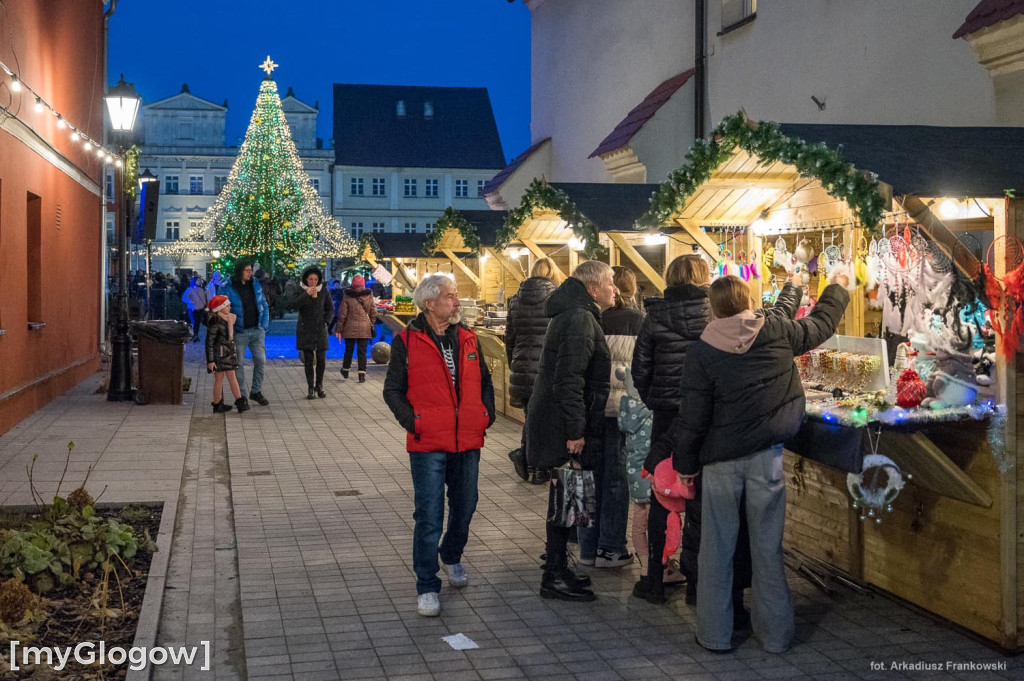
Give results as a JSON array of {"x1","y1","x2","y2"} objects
[{"x1": 896, "y1": 369, "x2": 927, "y2": 408}]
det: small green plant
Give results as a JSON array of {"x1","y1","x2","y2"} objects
[{"x1": 119, "y1": 505, "x2": 152, "y2": 525}]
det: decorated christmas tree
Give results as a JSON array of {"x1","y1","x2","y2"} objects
[{"x1": 201, "y1": 57, "x2": 355, "y2": 273}]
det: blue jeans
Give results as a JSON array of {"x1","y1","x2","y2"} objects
[
  {"x1": 698, "y1": 444, "x2": 793, "y2": 653},
  {"x1": 233, "y1": 327, "x2": 266, "y2": 396},
  {"x1": 578, "y1": 417, "x2": 629, "y2": 558},
  {"x1": 409, "y1": 450, "x2": 480, "y2": 595}
]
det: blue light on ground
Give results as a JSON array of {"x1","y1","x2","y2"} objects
[{"x1": 245, "y1": 325, "x2": 395, "y2": 360}]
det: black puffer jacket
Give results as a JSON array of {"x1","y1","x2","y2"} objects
[
  {"x1": 526, "y1": 277, "x2": 611, "y2": 470},
  {"x1": 505, "y1": 276, "x2": 557, "y2": 407},
  {"x1": 291, "y1": 266, "x2": 335, "y2": 351},
  {"x1": 631, "y1": 284, "x2": 711, "y2": 413},
  {"x1": 661, "y1": 284, "x2": 850, "y2": 475}
]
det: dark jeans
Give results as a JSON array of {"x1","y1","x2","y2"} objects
[
  {"x1": 343, "y1": 338, "x2": 368, "y2": 372},
  {"x1": 578, "y1": 417, "x2": 629, "y2": 557},
  {"x1": 409, "y1": 450, "x2": 480, "y2": 595},
  {"x1": 191, "y1": 308, "x2": 206, "y2": 337},
  {"x1": 302, "y1": 349, "x2": 326, "y2": 388}
]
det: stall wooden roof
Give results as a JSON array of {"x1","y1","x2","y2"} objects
[{"x1": 430, "y1": 210, "x2": 506, "y2": 252}]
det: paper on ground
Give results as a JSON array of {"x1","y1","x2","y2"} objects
[{"x1": 442, "y1": 633, "x2": 479, "y2": 650}]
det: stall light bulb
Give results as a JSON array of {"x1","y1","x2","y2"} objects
[
  {"x1": 479, "y1": 252, "x2": 490, "y2": 262},
  {"x1": 939, "y1": 199, "x2": 959, "y2": 220},
  {"x1": 56, "y1": 115, "x2": 66, "y2": 129},
  {"x1": 568, "y1": 236, "x2": 585, "y2": 251},
  {"x1": 768, "y1": 212, "x2": 785, "y2": 230},
  {"x1": 115, "y1": 158, "x2": 123, "y2": 168},
  {"x1": 105, "y1": 154, "x2": 113, "y2": 163},
  {"x1": 83, "y1": 140, "x2": 92, "y2": 152},
  {"x1": 71, "y1": 129, "x2": 80, "y2": 142},
  {"x1": 34, "y1": 97, "x2": 43, "y2": 113},
  {"x1": 10, "y1": 76, "x2": 20, "y2": 92},
  {"x1": 644, "y1": 233, "x2": 668, "y2": 246},
  {"x1": 750, "y1": 218, "x2": 767, "y2": 236},
  {"x1": 96, "y1": 146, "x2": 105, "y2": 157}
]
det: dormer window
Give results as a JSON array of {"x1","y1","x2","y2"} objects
[
  {"x1": 396, "y1": 100, "x2": 406, "y2": 118},
  {"x1": 424, "y1": 101, "x2": 434, "y2": 119}
]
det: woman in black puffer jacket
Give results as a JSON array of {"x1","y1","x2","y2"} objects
[
  {"x1": 505, "y1": 258, "x2": 561, "y2": 483},
  {"x1": 291, "y1": 266, "x2": 335, "y2": 400}
]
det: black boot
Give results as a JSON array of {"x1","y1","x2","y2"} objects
[
  {"x1": 540, "y1": 570, "x2": 596, "y2": 602},
  {"x1": 508, "y1": 450, "x2": 529, "y2": 481},
  {"x1": 235, "y1": 397, "x2": 250, "y2": 413},
  {"x1": 632, "y1": 576, "x2": 667, "y2": 605},
  {"x1": 685, "y1": 581, "x2": 697, "y2": 605},
  {"x1": 211, "y1": 400, "x2": 232, "y2": 413},
  {"x1": 307, "y1": 387, "x2": 316, "y2": 400},
  {"x1": 358, "y1": 371, "x2": 366, "y2": 383},
  {"x1": 530, "y1": 468, "x2": 550, "y2": 485},
  {"x1": 316, "y1": 385, "x2": 326, "y2": 399},
  {"x1": 340, "y1": 368, "x2": 349, "y2": 379}
]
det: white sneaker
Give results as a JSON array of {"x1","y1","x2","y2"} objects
[
  {"x1": 444, "y1": 562, "x2": 469, "y2": 588},
  {"x1": 417, "y1": 592, "x2": 441, "y2": 617}
]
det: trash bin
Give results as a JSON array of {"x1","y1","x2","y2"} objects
[{"x1": 133, "y1": 320, "x2": 192, "y2": 404}]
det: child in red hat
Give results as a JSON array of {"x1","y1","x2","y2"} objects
[{"x1": 206, "y1": 295, "x2": 249, "y2": 413}]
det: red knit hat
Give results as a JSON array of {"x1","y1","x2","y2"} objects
[
  {"x1": 352, "y1": 275, "x2": 365, "y2": 287},
  {"x1": 208, "y1": 295, "x2": 230, "y2": 312}
]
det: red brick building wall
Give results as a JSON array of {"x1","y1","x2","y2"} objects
[{"x1": 0, "y1": 1, "x2": 106, "y2": 434}]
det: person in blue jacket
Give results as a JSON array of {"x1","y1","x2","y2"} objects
[{"x1": 219, "y1": 259, "x2": 271, "y2": 406}]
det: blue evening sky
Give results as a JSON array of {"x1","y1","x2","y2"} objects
[{"x1": 108, "y1": 0, "x2": 531, "y2": 161}]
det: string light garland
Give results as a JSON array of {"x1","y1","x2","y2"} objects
[
  {"x1": 201, "y1": 63, "x2": 356, "y2": 274},
  {"x1": 0, "y1": 59, "x2": 120, "y2": 165}
]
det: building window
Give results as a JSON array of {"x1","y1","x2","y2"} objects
[
  {"x1": 372, "y1": 177, "x2": 386, "y2": 196},
  {"x1": 105, "y1": 172, "x2": 114, "y2": 199},
  {"x1": 721, "y1": 0, "x2": 756, "y2": 33},
  {"x1": 425, "y1": 179, "x2": 439, "y2": 197},
  {"x1": 404, "y1": 222, "x2": 416, "y2": 234},
  {"x1": 189, "y1": 175, "x2": 204, "y2": 195},
  {"x1": 455, "y1": 179, "x2": 468, "y2": 198},
  {"x1": 477, "y1": 180, "x2": 487, "y2": 197},
  {"x1": 27, "y1": 192, "x2": 42, "y2": 322},
  {"x1": 424, "y1": 223, "x2": 435, "y2": 234},
  {"x1": 350, "y1": 221, "x2": 364, "y2": 238},
  {"x1": 396, "y1": 100, "x2": 406, "y2": 118},
  {"x1": 424, "y1": 101, "x2": 434, "y2": 119},
  {"x1": 312, "y1": 178, "x2": 320, "y2": 193},
  {"x1": 164, "y1": 175, "x2": 179, "y2": 194},
  {"x1": 214, "y1": 175, "x2": 227, "y2": 194},
  {"x1": 404, "y1": 178, "x2": 417, "y2": 197},
  {"x1": 372, "y1": 221, "x2": 386, "y2": 233},
  {"x1": 165, "y1": 220, "x2": 180, "y2": 241},
  {"x1": 351, "y1": 177, "x2": 364, "y2": 196}
]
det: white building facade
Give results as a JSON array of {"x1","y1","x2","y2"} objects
[{"x1": 332, "y1": 84, "x2": 505, "y2": 238}]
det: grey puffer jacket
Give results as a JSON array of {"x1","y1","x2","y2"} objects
[{"x1": 505, "y1": 276, "x2": 557, "y2": 407}]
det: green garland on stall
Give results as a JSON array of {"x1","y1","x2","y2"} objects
[
  {"x1": 636, "y1": 111, "x2": 886, "y2": 233},
  {"x1": 495, "y1": 178, "x2": 607, "y2": 259},
  {"x1": 124, "y1": 145, "x2": 140, "y2": 200},
  {"x1": 357, "y1": 233, "x2": 383, "y2": 261},
  {"x1": 421, "y1": 206, "x2": 482, "y2": 255}
]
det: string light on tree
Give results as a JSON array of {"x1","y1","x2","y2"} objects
[{"x1": 200, "y1": 57, "x2": 356, "y2": 274}]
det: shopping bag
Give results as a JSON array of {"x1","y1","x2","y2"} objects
[{"x1": 546, "y1": 459, "x2": 597, "y2": 528}]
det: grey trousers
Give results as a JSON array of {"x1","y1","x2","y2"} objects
[{"x1": 697, "y1": 444, "x2": 794, "y2": 653}]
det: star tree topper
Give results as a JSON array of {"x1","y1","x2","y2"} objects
[{"x1": 259, "y1": 56, "x2": 278, "y2": 75}]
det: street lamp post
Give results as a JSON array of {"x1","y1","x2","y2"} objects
[{"x1": 105, "y1": 75, "x2": 141, "y2": 402}]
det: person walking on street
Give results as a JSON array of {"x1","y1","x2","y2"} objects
[
  {"x1": 655, "y1": 271, "x2": 849, "y2": 654},
  {"x1": 292, "y1": 266, "x2": 334, "y2": 399},
  {"x1": 205, "y1": 270, "x2": 222, "y2": 300},
  {"x1": 527, "y1": 260, "x2": 616, "y2": 602},
  {"x1": 578, "y1": 267, "x2": 643, "y2": 570},
  {"x1": 205, "y1": 295, "x2": 250, "y2": 413},
  {"x1": 183, "y1": 276, "x2": 208, "y2": 343},
  {"x1": 336, "y1": 275, "x2": 377, "y2": 383},
  {"x1": 383, "y1": 274, "x2": 495, "y2": 617},
  {"x1": 504, "y1": 257, "x2": 561, "y2": 484},
  {"x1": 220, "y1": 259, "x2": 271, "y2": 406}
]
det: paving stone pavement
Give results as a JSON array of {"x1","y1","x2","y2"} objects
[
  {"x1": 222, "y1": 360, "x2": 1022, "y2": 681},
  {"x1": 2, "y1": 349, "x2": 1022, "y2": 680}
]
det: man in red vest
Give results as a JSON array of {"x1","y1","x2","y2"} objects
[{"x1": 384, "y1": 274, "x2": 495, "y2": 617}]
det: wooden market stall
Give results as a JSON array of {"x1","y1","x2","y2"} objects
[{"x1": 637, "y1": 112, "x2": 1024, "y2": 650}]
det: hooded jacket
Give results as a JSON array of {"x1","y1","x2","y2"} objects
[
  {"x1": 525, "y1": 277, "x2": 611, "y2": 471},
  {"x1": 631, "y1": 284, "x2": 711, "y2": 413},
  {"x1": 505, "y1": 276, "x2": 558, "y2": 407},
  {"x1": 220, "y1": 263, "x2": 269, "y2": 333},
  {"x1": 659, "y1": 283, "x2": 850, "y2": 476},
  {"x1": 336, "y1": 286, "x2": 378, "y2": 339},
  {"x1": 291, "y1": 266, "x2": 335, "y2": 351}
]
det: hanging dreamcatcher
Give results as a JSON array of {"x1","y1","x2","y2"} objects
[{"x1": 984, "y1": 236, "x2": 1024, "y2": 360}]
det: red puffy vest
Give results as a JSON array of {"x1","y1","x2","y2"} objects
[{"x1": 403, "y1": 325, "x2": 490, "y2": 453}]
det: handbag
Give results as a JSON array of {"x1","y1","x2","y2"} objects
[{"x1": 546, "y1": 453, "x2": 597, "y2": 528}]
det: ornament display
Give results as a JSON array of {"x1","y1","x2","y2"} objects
[
  {"x1": 896, "y1": 369, "x2": 927, "y2": 408},
  {"x1": 795, "y1": 238, "x2": 816, "y2": 264},
  {"x1": 848, "y1": 454, "x2": 907, "y2": 524}
]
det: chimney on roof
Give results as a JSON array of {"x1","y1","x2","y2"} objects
[
  {"x1": 314, "y1": 100, "x2": 319, "y2": 110},
  {"x1": 181, "y1": 83, "x2": 190, "y2": 94},
  {"x1": 286, "y1": 86, "x2": 295, "y2": 98},
  {"x1": 223, "y1": 99, "x2": 228, "y2": 108}
]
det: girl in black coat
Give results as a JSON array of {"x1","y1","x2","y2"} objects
[
  {"x1": 292, "y1": 266, "x2": 335, "y2": 399},
  {"x1": 504, "y1": 258, "x2": 560, "y2": 483},
  {"x1": 526, "y1": 261, "x2": 616, "y2": 602},
  {"x1": 206, "y1": 295, "x2": 248, "y2": 413}
]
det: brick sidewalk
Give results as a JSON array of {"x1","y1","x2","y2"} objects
[{"x1": 1, "y1": 356, "x2": 1020, "y2": 680}]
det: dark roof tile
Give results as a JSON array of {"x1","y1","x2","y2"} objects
[
  {"x1": 589, "y1": 70, "x2": 695, "y2": 158},
  {"x1": 333, "y1": 84, "x2": 505, "y2": 169},
  {"x1": 482, "y1": 137, "x2": 551, "y2": 195},
  {"x1": 953, "y1": 0, "x2": 1024, "y2": 38},
  {"x1": 550, "y1": 183, "x2": 662, "y2": 232}
]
